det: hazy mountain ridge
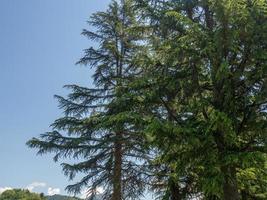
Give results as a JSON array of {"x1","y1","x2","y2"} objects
[
  {"x1": 46, "y1": 194, "x2": 101, "y2": 200},
  {"x1": 46, "y1": 194, "x2": 82, "y2": 200}
]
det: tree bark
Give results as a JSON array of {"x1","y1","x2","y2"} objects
[
  {"x1": 112, "y1": 132, "x2": 123, "y2": 200},
  {"x1": 170, "y1": 179, "x2": 182, "y2": 200},
  {"x1": 213, "y1": 131, "x2": 241, "y2": 200},
  {"x1": 241, "y1": 190, "x2": 249, "y2": 200},
  {"x1": 221, "y1": 166, "x2": 240, "y2": 200}
]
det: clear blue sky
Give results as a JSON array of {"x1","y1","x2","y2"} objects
[{"x1": 0, "y1": 0, "x2": 112, "y2": 197}]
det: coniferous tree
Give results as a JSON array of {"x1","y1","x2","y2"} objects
[
  {"x1": 27, "y1": 1, "x2": 149, "y2": 200},
  {"x1": 129, "y1": 0, "x2": 267, "y2": 199},
  {"x1": 130, "y1": 1, "x2": 200, "y2": 199}
]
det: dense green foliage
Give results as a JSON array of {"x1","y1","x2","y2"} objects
[
  {"x1": 0, "y1": 189, "x2": 45, "y2": 200},
  {"x1": 130, "y1": 0, "x2": 267, "y2": 199},
  {"x1": 28, "y1": 0, "x2": 267, "y2": 200}
]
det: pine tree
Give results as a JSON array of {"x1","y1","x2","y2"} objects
[
  {"x1": 129, "y1": 0, "x2": 267, "y2": 199},
  {"x1": 130, "y1": 1, "x2": 201, "y2": 199},
  {"x1": 27, "y1": 1, "x2": 149, "y2": 199}
]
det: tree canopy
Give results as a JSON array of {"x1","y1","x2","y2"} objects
[
  {"x1": 0, "y1": 189, "x2": 45, "y2": 200},
  {"x1": 28, "y1": 0, "x2": 267, "y2": 200}
]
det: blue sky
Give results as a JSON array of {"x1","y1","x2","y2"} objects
[{"x1": 0, "y1": 0, "x2": 111, "y2": 197}]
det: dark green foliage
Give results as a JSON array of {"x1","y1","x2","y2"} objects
[
  {"x1": 128, "y1": 0, "x2": 267, "y2": 199},
  {"x1": 0, "y1": 189, "x2": 45, "y2": 200}
]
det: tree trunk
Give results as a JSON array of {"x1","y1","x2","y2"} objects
[
  {"x1": 241, "y1": 190, "x2": 249, "y2": 200},
  {"x1": 170, "y1": 179, "x2": 182, "y2": 200},
  {"x1": 213, "y1": 128, "x2": 240, "y2": 200},
  {"x1": 112, "y1": 132, "x2": 122, "y2": 200},
  {"x1": 221, "y1": 166, "x2": 240, "y2": 200}
]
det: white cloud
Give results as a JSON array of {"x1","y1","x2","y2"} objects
[
  {"x1": 0, "y1": 182, "x2": 62, "y2": 197},
  {"x1": 80, "y1": 187, "x2": 104, "y2": 199},
  {"x1": 47, "y1": 187, "x2": 60, "y2": 196},
  {"x1": 26, "y1": 182, "x2": 46, "y2": 192},
  {"x1": 0, "y1": 187, "x2": 12, "y2": 194}
]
